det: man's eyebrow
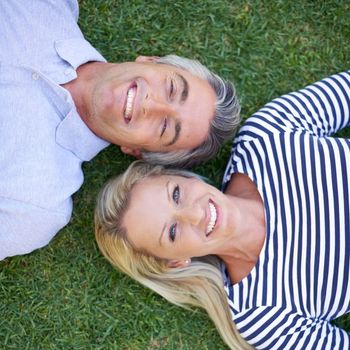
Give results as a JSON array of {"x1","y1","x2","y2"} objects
[
  {"x1": 159, "y1": 181, "x2": 171, "y2": 246},
  {"x1": 175, "y1": 72, "x2": 189, "y2": 103},
  {"x1": 165, "y1": 121, "x2": 181, "y2": 147}
]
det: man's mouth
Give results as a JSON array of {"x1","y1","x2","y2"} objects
[
  {"x1": 124, "y1": 84, "x2": 136, "y2": 123},
  {"x1": 206, "y1": 200, "x2": 218, "y2": 236}
]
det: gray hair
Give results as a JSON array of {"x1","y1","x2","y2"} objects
[{"x1": 141, "y1": 55, "x2": 240, "y2": 168}]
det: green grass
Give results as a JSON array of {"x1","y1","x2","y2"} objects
[{"x1": 1, "y1": 0, "x2": 350, "y2": 349}]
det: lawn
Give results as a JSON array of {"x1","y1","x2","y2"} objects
[{"x1": 1, "y1": 1, "x2": 350, "y2": 349}]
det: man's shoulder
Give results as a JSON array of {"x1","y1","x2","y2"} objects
[
  {"x1": 0, "y1": 196, "x2": 73, "y2": 260},
  {"x1": 0, "y1": 0, "x2": 81, "y2": 65}
]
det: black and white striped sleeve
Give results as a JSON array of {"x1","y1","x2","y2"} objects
[
  {"x1": 254, "y1": 71, "x2": 350, "y2": 137},
  {"x1": 235, "y1": 306, "x2": 350, "y2": 350}
]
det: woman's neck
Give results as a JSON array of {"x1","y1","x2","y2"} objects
[{"x1": 219, "y1": 173, "x2": 266, "y2": 284}]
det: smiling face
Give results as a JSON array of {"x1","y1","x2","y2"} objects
[
  {"x1": 86, "y1": 57, "x2": 216, "y2": 155},
  {"x1": 122, "y1": 175, "x2": 236, "y2": 262}
]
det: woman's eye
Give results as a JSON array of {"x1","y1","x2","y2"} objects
[
  {"x1": 172, "y1": 185, "x2": 180, "y2": 204},
  {"x1": 161, "y1": 117, "x2": 167, "y2": 137},
  {"x1": 169, "y1": 223, "x2": 177, "y2": 242}
]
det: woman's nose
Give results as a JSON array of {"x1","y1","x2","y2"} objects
[{"x1": 175, "y1": 203, "x2": 202, "y2": 226}]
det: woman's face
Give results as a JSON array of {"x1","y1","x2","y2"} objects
[{"x1": 122, "y1": 175, "x2": 236, "y2": 263}]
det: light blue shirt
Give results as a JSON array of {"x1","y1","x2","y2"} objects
[{"x1": 0, "y1": 0, "x2": 109, "y2": 259}]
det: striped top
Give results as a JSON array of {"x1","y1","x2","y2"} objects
[{"x1": 222, "y1": 71, "x2": 350, "y2": 349}]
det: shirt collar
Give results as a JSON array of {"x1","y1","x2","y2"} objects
[
  {"x1": 54, "y1": 37, "x2": 109, "y2": 160},
  {"x1": 55, "y1": 37, "x2": 106, "y2": 72},
  {"x1": 56, "y1": 108, "x2": 109, "y2": 161}
]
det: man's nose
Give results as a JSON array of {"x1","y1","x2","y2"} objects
[
  {"x1": 175, "y1": 203, "x2": 202, "y2": 226},
  {"x1": 142, "y1": 94, "x2": 173, "y2": 118}
]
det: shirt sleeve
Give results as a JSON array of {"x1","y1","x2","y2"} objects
[
  {"x1": 234, "y1": 306, "x2": 350, "y2": 350},
  {"x1": 249, "y1": 71, "x2": 350, "y2": 137},
  {"x1": 0, "y1": 197, "x2": 71, "y2": 260}
]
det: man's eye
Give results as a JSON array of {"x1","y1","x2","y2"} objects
[
  {"x1": 170, "y1": 79, "x2": 174, "y2": 96},
  {"x1": 169, "y1": 79, "x2": 176, "y2": 99},
  {"x1": 161, "y1": 117, "x2": 167, "y2": 137},
  {"x1": 169, "y1": 223, "x2": 177, "y2": 242},
  {"x1": 172, "y1": 185, "x2": 180, "y2": 204}
]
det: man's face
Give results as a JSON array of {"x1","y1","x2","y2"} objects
[{"x1": 86, "y1": 56, "x2": 216, "y2": 156}]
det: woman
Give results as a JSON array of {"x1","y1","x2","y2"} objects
[{"x1": 95, "y1": 71, "x2": 350, "y2": 350}]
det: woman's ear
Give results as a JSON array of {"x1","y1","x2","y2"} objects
[{"x1": 167, "y1": 258, "x2": 191, "y2": 269}]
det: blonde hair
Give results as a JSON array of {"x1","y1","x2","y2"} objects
[{"x1": 95, "y1": 161, "x2": 252, "y2": 350}]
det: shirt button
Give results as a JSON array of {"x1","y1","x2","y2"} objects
[
  {"x1": 32, "y1": 72, "x2": 40, "y2": 80},
  {"x1": 64, "y1": 68, "x2": 72, "y2": 75}
]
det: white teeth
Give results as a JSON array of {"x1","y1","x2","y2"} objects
[
  {"x1": 206, "y1": 202, "x2": 217, "y2": 235},
  {"x1": 125, "y1": 87, "x2": 135, "y2": 118}
]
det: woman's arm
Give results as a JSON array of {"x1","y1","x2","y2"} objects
[
  {"x1": 251, "y1": 70, "x2": 350, "y2": 137},
  {"x1": 234, "y1": 306, "x2": 350, "y2": 350}
]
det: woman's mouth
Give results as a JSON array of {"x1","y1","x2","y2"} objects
[
  {"x1": 124, "y1": 83, "x2": 136, "y2": 123},
  {"x1": 206, "y1": 200, "x2": 218, "y2": 236}
]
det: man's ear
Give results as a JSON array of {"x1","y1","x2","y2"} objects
[
  {"x1": 167, "y1": 259, "x2": 191, "y2": 269},
  {"x1": 120, "y1": 146, "x2": 142, "y2": 159},
  {"x1": 135, "y1": 55, "x2": 160, "y2": 63}
]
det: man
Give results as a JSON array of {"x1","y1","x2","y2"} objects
[{"x1": 0, "y1": 0, "x2": 240, "y2": 260}]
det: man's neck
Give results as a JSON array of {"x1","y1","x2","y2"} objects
[{"x1": 61, "y1": 61, "x2": 107, "y2": 123}]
